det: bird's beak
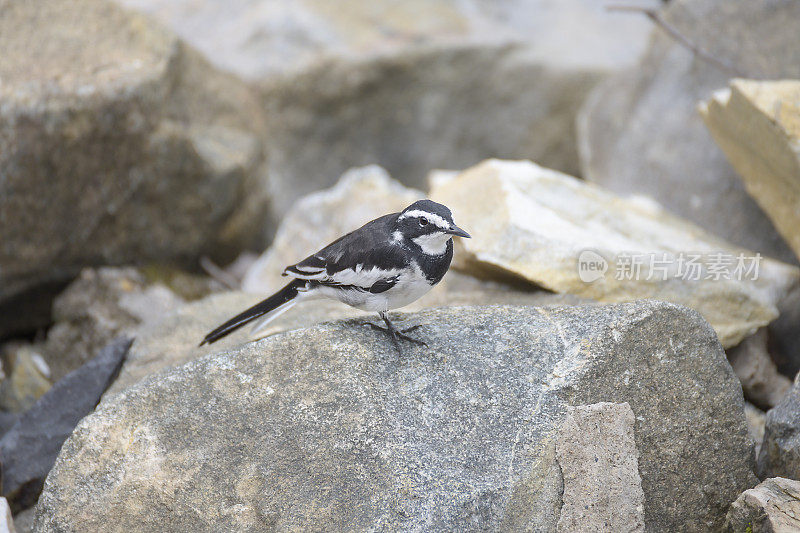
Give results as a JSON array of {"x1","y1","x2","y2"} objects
[{"x1": 446, "y1": 225, "x2": 471, "y2": 238}]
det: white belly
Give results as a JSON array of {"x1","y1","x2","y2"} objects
[{"x1": 313, "y1": 265, "x2": 436, "y2": 313}]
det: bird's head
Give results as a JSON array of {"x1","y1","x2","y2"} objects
[{"x1": 394, "y1": 199, "x2": 470, "y2": 255}]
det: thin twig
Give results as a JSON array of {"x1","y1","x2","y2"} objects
[
  {"x1": 199, "y1": 256, "x2": 240, "y2": 290},
  {"x1": 607, "y1": 4, "x2": 746, "y2": 77}
]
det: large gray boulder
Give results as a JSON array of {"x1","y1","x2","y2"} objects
[
  {"x1": 35, "y1": 302, "x2": 755, "y2": 531},
  {"x1": 106, "y1": 283, "x2": 586, "y2": 396},
  {"x1": 578, "y1": 0, "x2": 800, "y2": 264},
  {"x1": 0, "y1": 0, "x2": 270, "y2": 336},
  {"x1": 117, "y1": 0, "x2": 651, "y2": 212},
  {"x1": 259, "y1": 44, "x2": 599, "y2": 205}
]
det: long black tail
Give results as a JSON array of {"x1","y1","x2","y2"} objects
[{"x1": 199, "y1": 279, "x2": 305, "y2": 346}]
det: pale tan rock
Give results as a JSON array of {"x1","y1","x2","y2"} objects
[
  {"x1": 431, "y1": 159, "x2": 800, "y2": 347},
  {"x1": 0, "y1": 346, "x2": 51, "y2": 413},
  {"x1": 0, "y1": 497, "x2": 15, "y2": 533},
  {"x1": 745, "y1": 402, "x2": 766, "y2": 458},
  {"x1": 728, "y1": 329, "x2": 792, "y2": 409},
  {"x1": 556, "y1": 402, "x2": 645, "y2": 533},
  {"x1": 700, "y1": 79, "x2": 800, "y2": 262},
  {"x1": 105, "y1": 291, "x2": 260, "y2": 396},
  {"x1": 726, "y1": 477, "x2": 800, "y2": 532}
]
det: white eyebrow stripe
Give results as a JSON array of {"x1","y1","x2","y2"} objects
[{"x1": 398, "y1": 210, "x2": 449, "y2": 229}]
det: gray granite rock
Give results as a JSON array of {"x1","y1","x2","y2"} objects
[
  {"x1": 260, "y1": 44, "x2": 602, "y2": 208},
  {"x1": 726, "y1": 477, "x2": 800, "y2": 532},
  {"x1": 764, "y1": 285, "x2": 800, "y2": 378},
  {"x1": 106, "y1": 283, "x2": 586, "y2": 396},
  {"x1": 35, "y1": 302, "x2": 754, "y2": 531},
  {"x1": 0, "y1": 0, "x2": 270, "y2": 336},
  {"x1": 758, "y1": 375, "x2": 800, "y2": 480},
  {"x1": 578, "y1": 0, "x2": 800, "y2": 264}
]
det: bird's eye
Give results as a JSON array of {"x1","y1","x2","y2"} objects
[{"x1": 419, "y1": 217, "x2": 428, "y2": 226}]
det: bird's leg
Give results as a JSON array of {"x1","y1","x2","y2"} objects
[
  {"x1": 380, "y1": 312, "x2": 427, "y2": 347},
  {"x1": 363, "y1": 312, "x2": 427, "y2": 352}
]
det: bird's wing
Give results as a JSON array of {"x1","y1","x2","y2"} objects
[{"x1": 283, "y1": 214, "x2": 407, "y2": 291}]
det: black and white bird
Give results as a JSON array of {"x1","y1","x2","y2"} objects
[{"x1": 199, "y1": 200, "x2": 471, "y2": 351}]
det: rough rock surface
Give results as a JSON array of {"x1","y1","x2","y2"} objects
[
  {"x1": 701, "y1": 79, "x2": 800, "y2": 262},
  {"x1": 726, "y1": 477, "x2": 800, "y2": 533},
  {"x1": 0, "y1": 0, "x2": 270, "y2": 336},
  {"x1": 36, "y1": 302, "x2": 754, "y2": 531},
  {"x1": 116, "y1": 0, "x2": 650, "y2": 212},
  {"x1": 0, "y1": 346, "x2": 51, "y2": 413},
  {"x1": 431, "y1": 159, "x2": 799, "y2": 348},
  {"x1": 114, "y1": 0, "x2": 651, "y2": 80},
  {"x1": 727, "y1": 329, "x2": 792, "y2": 410},
  {"x1": 260, "y1": 44, "x2": 599, "y2": 206},
  {"x1": 243, "y1": 165, "x2": 423, "y2": 292},
  {"x1": 769, "y1": 286, "x2": 800, "y2": 377},
  {"x1": 578, "y1": 0, "x2": 800, "y2": 264},
  {"x1": 107, "y1": 281, "x2": 586, "y2": 396},
  {"x1": 758, "y1": 376, "x2": 800, "y2": 480},
  {"x1": 555, "y1": 402, "x2": 644, "y2": 533},
  {"x1": 40, "y1": 268, "x2": 184, "y2": 382},
  {"x1": 0, "y1": 338, "x2": 131, "y2": 512},
  {"x1": 13, "y1": 508, "x2": 33, "y2": 533}
]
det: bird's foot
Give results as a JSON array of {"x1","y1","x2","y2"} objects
[
  {"x1": 360, "y1": 316, "x2": 427, "y2": 354},
  {"x1": 365, "y1": 323, "x2": 427, "y2": 346}
]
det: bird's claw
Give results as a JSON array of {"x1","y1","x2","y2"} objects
[{"x1": 361, "y1": 321, "x2": 427, "y2": 353}]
